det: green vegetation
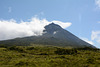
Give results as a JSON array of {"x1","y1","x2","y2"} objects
[{"x1": 0, "y1": 45, "x2": 100, "y2": 67}]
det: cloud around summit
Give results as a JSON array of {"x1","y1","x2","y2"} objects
[{"x1": 0, "y1": 17, "x2": 72, "y2": 40}]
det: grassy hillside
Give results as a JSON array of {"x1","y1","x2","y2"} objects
[{"x1": 0, "y1": 45, "x2": 100, "y2": 67}]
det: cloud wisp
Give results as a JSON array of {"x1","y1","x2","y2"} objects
[
  {"x1": 98, "y1": 21, "x2": 100, "y2": 23},
  {"x1": 91, "y1": 31, "x2": 100, "y2": 44},
  {"x1": 95, "y1": 0, "x2": 100, "y2": 8},
  {"x1": 0, "y1": 17, "x2": 72, "y2": 40},
  {"x1": 8, "y1": 7, "x2": 12, "y2": 13}
]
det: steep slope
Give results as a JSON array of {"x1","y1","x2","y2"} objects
[{"x1": 0, "y1": 23, "x2": 95, "y2": 48}]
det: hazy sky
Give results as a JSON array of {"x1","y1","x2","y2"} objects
[{"x1": 0, "y1": 0, "x2": 100, "y2": 48}]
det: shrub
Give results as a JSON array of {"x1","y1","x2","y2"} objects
[
  {"x1": 87, "y1": 57, "x2": 95, "y2": 64},
  {"x1": 0, "y1": 44, "x2": 7, "y2": 48},
  {"x1": 26, "y1": 47, "x2": 34, "y2": 50},
  {"x1": 8, "y1": 46, "x2": 25, "y2": 52},
  {"x1": 15, "y1": 61, "x2": 28, "y2": 66},
  {"x1": 39, "y1": 53, "x2": 48, "y2": 55},
  {"x1": 55, "y1": 48, "x2": 77, "y2": 55},
  {"x1": 75, "y1": 47, "x2": 99, "y2": 51}
]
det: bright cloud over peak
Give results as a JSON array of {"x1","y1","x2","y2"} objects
[{"x1": 0, "y1": 17, "x2": 72, "y2": 40}]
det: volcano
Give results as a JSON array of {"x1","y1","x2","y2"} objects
[{"x1": 0, "y1": 23, "x2": 95, "y2": 48}]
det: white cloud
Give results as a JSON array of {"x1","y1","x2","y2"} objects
[
  {"x1": 97, "y1": 39, "x2": 100, "y2": 43},
  {"x1": 80, "y1": 37, "x2": 94, "y2": 45},
  {"x1": 91, "y1": 31, "x2": 100, "y2": 44},
  {"x1": 0, "y1": 17, "x2": 72, "y2": 40},
  {"x1": 8, "y1": 7, "x2": 12, "y2": 13},
  {"x1": 91, "y1": 31, "x2": 100, "y2": 40},
  {"x1": 98, "y1": 21, "x2": 100, "y2": 23},
  {"x1": 95, "y1": 0, "x2": 100, "y2": 8},
  {"x1": 53, "y1": 31, "x2": 58, "y2": 35},
  {"x1": 52, "y1": 20, "x2": 72, "y2": 28},
  {"x1": 40, "y1": 12, "x2": 44, "y2": 15}
]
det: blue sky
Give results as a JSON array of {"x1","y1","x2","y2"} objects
[{"x1": 0, "y1": 0, "x2": 100, "y2": 48}]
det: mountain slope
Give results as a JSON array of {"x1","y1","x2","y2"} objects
[{"x1": 0, "y1": 23, "x2": 95, "y2": 48}]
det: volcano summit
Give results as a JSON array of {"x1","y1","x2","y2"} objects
[{"x1": 0, "y1": 23, "x2": 95, "y2": 48}]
